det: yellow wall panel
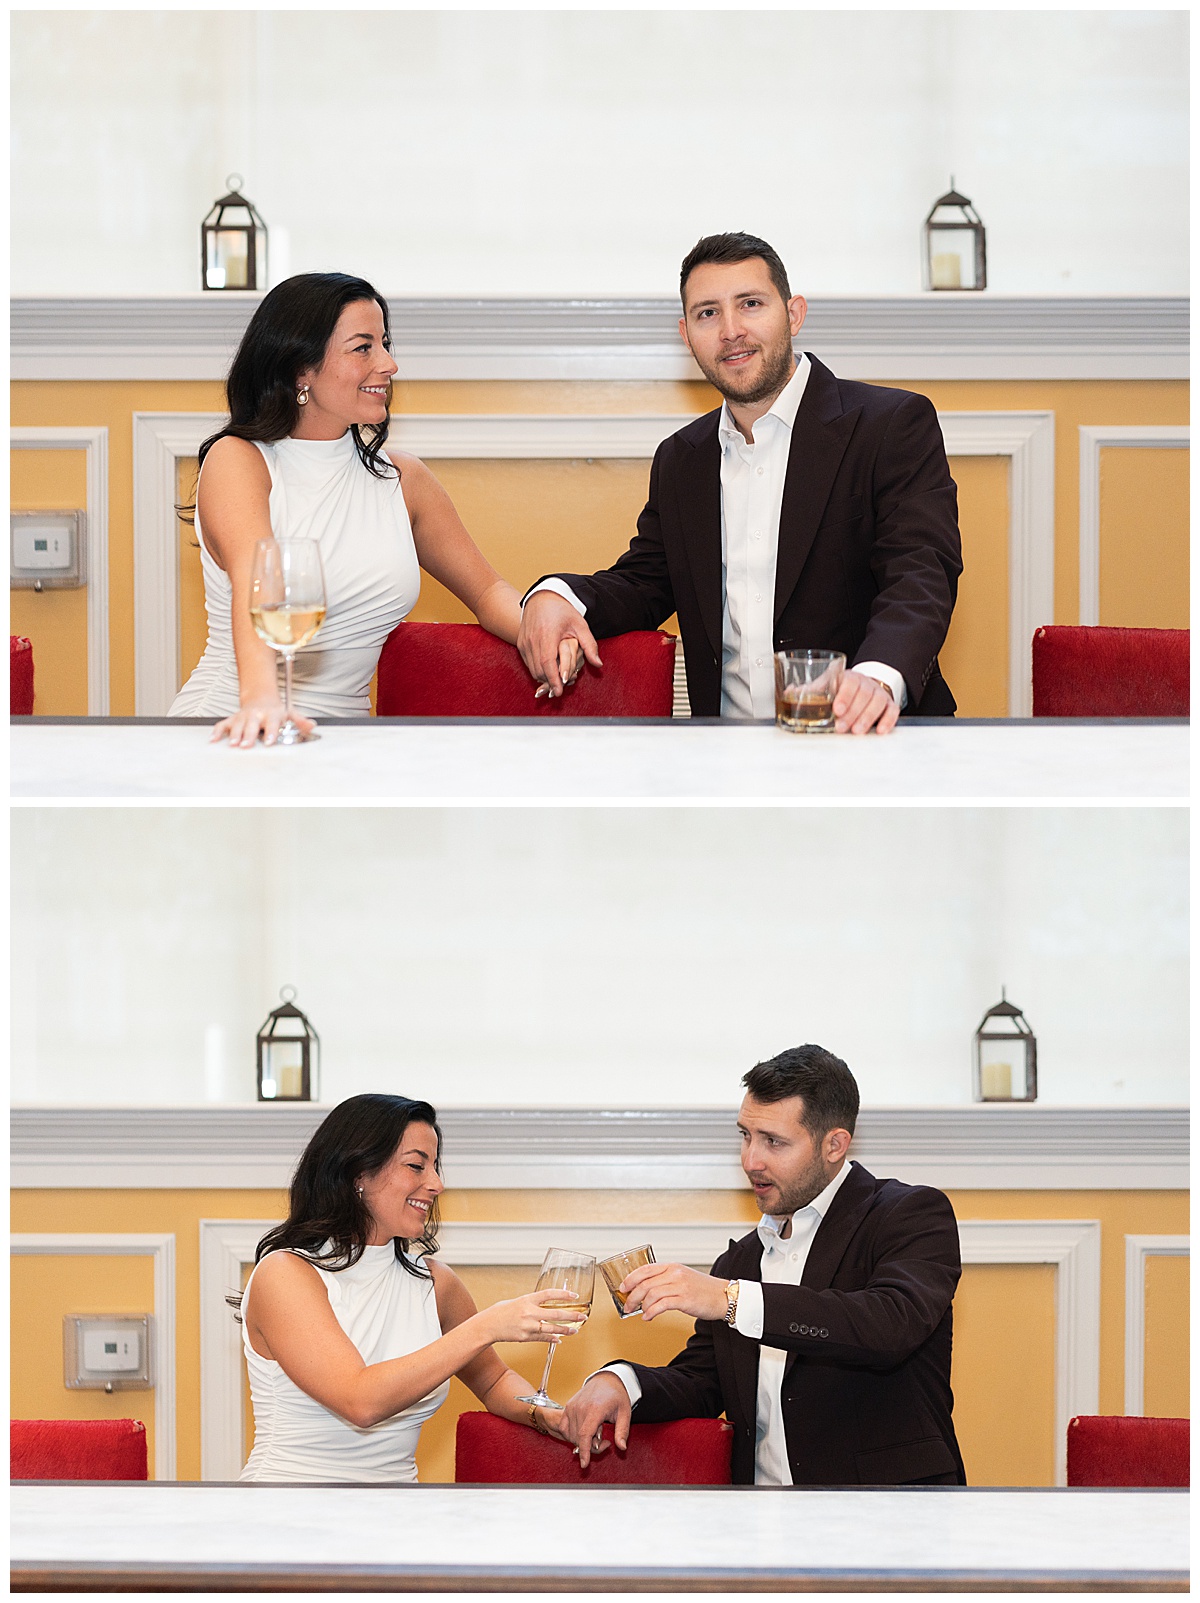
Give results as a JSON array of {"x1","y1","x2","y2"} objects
[
  {"x1": 1099, "y1": 446, "x2": 1189, "y2": 628},
  {"x1": 11, "y1": 1253, "x2": 157, "y2": 1471},
  {"x1": 1142, "y1": 1253, "x2": 1190, "y2": 1419},
  {"x1": 177, "y1": 457, "x2": 207, "y2": 687},
  {"x1": 950, "y1": 1262, "x2": 1057, "y2": 1486},
  {"x1": 9, "y1": 447, "x2": 89, "y2": 714},
  {"x1": 937, "y1": 455, "x2": 1009, "y2": 716},
  {"x1": 12, "y1": 376, "x2": 1188, "y2": 715}
]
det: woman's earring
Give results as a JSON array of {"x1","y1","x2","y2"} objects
[
  {"x1": 296, "y1": 384, "x2": 310, "y2": 406},
  {"x1": 356, "y1": 1185, "x2": 364, "y2": 1197}
]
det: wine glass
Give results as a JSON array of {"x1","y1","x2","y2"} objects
[
  {"x1": 249, "y1": 538, "x2": 327, "y2": 745},
  {"x1": 515, "y1": 1248, "x2": 595, "y2": 1411}
]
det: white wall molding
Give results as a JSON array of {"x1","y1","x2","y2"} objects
[
  {"x1": 12, "y1": 296, "x2": 1189, "y2": 382},
  {"x1": 10, "y1": 426, "x2": 110, "y2": 715},
  {"x1": 1077, "y1": 425, "x2": 1190, "y2": 625},
  {"x1": 131, "y1": 407, "x2": 1054, "y2": 717},
  {"x1": 10, "y1": 1232, "x2": 176, "y2": 1480},
  {"x1": 198, "y1": 1215, "x2": 1098, "y2": 1485},
  {"x1": 938, "y1": 412, "x2": 1056, "y2": 717},
  {"x1": 958, "y1": 1219, "x2": 1101, "y2": 1486},
  {"x1": 132, "y1": 412, "x2": 225, "y2": 715},
  {"x1": 1123, "y1": 1233, "x2": 1189, "y2": 1417},
  {"x1": 198, "y1": 1220, "x2": 268, "y2": 1483},
  {"x1": 13, "y1": 1105, "x2": 1188, "y2": 1192}
]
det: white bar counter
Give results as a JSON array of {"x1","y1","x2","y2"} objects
[
  {"x1": 10, "y1": 716, "x2": 1188, "y2": 800},
  {"x1": 10, "y1": 1483, "x2": 1189, "y2": 1592}
]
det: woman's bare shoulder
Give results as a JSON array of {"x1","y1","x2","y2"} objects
[
  {"x1": 251, "y1": 1249, "x2": 324, "y2": 1291},
  {"x1": 202, "y1": 434, "x2": 272, "y2": 487}
]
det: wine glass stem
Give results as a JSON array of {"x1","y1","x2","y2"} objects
[
  {"x1": 536, "y1": 1341, "x2": 557, "y2": 1399},
  {"x1": 282, "y1": 651, "x2": 295, "y2": 725}
]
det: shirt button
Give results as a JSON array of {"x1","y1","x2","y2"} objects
[
  {"x1": 790, "y1": 1252, "x2": 799, "y2": 1262},
  {"x1": 755, "y1": 657, "x2": 763, "y2": 667},
  {"x1": 755, "y1": 594, "x2": 763, "y2": 603},
  {"x1": 756, "y1": 467, "x2": 764, "y2": 476}
]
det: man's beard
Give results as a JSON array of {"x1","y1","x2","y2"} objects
[
  {"x1": 694, "y1": 329, "x2": 796, "y2": 407},
  {"x1": 751, "y1": 1151, "x2": 834, "y2": 1218}
]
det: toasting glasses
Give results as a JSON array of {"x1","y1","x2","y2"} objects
[
  {"x1": 515, "y1": 1248, "x2": 595, "y2": 1410},
  {"x1": 249, "y1": 537, "x2": 327, "y2": 745}
]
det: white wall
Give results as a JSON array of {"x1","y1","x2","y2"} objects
[
  {"x1": 10, "y1": 10, "x2": 1188, "y2": 296},
  {"x1": 10, "y1": 808, "x2": 1187, "y2": 1108}
]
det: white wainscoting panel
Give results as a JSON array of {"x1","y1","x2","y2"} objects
[
  {"x1": 957, "y1": 1219, "x2": 1101, "y2": 1486},
  {"x1": 10, "y1": 1232, "x2": 177, "y2": 1480},
  {"x1": 10, "y1": 426, "x2": 110, "y2": 715},
  {"x1": 1123, "y1": 1233, "x2": 1189, "y2": 1417},
  {"x1": 1077, "y1": 425, "x2": 1189, "y2": 626},
  {"x1": 132, "y1": 409, "x2": 1055, "y2": 718},
  {"x1": 198, "y1": 1215, "x2": 1097, "y2": 1486},
  {"x1": 938, "y1": 412, "x2": 1056, "y2": 717}
]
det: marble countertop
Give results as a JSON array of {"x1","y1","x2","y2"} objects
[
  {"x1": 10, "y1": 717, "x2": 1188, "y2": 800},
  {"x1": 10, "y1": 1483, "x2": 1190, "y2": 1590}
]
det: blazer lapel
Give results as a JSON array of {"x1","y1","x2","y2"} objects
[
  {"x1": 783, "y1": 1163, "x2": 877, "y2": 1378},
  {"x1": 773, "y1": 355, "x2": 862, "y2": 624},
  {"x1": 676, "y1": 412, "x2": 724, "y2": 661}
]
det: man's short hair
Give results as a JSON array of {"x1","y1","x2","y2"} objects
[
  {"x1": 679, "y1": 232, "x2": 792, "y2": 308},
  {"x1": 742, "y1": 1044, "x2": 859, "y2": 1140}
]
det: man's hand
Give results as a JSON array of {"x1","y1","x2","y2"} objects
[
  {"x1": 834, "y1": 670, "x2": 900, "y2": 735},
  {"x1": 619, "y1": 1262, "x2": 729, "y2": 1322},
  {"x1": 559, "y1": 1372, "x2": 631, "y2": 1469},
  {"x1": 517, "y1": 591, "x2": 603, "y2": 699}
]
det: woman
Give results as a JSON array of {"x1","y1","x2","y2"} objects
[
  {"x1": 170, "y1": 272, "x2": 575, "y2": 746},
  {"x1": 238, "y1": 1092, "x2": 568, "y2": 1482}
]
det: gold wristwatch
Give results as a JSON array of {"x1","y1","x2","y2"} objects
[{"x1": 723, "y1": 1279, "x2": 741, "y2": 1326}]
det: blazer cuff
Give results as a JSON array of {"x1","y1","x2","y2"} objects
[
  {"x1": 523, "y1": 577, "x2": 588, "y2": 616},
  {"x1": 852, "y1": 660, "x2": 907, "y2": 710}
]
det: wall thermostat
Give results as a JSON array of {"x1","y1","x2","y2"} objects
[
  {"x1": 63, "y1": 1315, "x2": 153, "y2": 1391},
  {"x1": 11, "y1": 510, "x2": 86, "y2": 589}
]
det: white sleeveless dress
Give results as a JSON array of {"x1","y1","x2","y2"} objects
[
  {"x1": 240, "y1": 1245, "x2": 449, "y2": 1483},
  {"x1": 169, "y1": 432, "x2": 421, "y2": 719}
]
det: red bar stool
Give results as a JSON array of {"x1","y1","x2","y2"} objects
[{"x1": 455, "y1": 1412, "x2": 732, "y2": 1484}]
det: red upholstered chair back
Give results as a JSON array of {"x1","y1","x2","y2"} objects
[
  {"x1": 1031, "y1": 625, "x2": 1189, "y2": 717},
  {"x1": 10, "y1": 635, "x2": 35, "y2": 715},
  {"x1": 454, "y1": 1412, "x2": 733, "y2": 1484},
  {"x1": 376, "y1": 621, "x2": 676, "y2": 717},
  {"x1": 11, "y1": 1418, "x2": 149, "y2": 1481},
  {"x1": 1066, "y1": 1415, "x2": 1189, "y2": 1487}
]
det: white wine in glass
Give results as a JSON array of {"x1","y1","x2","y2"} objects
[
  {"x1": 249, "y1": 537, "x2": 327, "y2": 745},
  {"x1": 515, "y1": 1248, "x2": 595, "y2": 1411}
]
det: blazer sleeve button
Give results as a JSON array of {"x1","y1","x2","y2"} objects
[
  {"x1": 819, "y1": 1328, "x2": 829, "y2": 1338},
  {"x1": 789, "y1": 1322, "x2": 800, "y2": 1334}
]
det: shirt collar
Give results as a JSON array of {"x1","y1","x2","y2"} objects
[
  {"x1": 718, "y1": 350, "x2": 811, "y2": 448},
  {"x1": 757, "y1": 1156, "x2": 854, "y2": 1250}
]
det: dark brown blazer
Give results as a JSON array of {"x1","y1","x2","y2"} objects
[
  {"x1": 620, "y1": 1162, "x2": 966, "y2": 1486},
  {"x1": 536, "y1": 355, "x2": 962, "y2": 717}
]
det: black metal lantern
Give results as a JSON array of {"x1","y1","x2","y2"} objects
[
  {"x1": 973, "y1": 989, "x2": 1036, "y2": 1102},
  {"x1": 256, "y1": 986, "x2": 319, "y2": 1102},
  {"x1": 923, "y1": 180, "x2": 986, "y2": 291},
  {"x1": 201, "y1": 174, "x2": 268, "y2": 291}
]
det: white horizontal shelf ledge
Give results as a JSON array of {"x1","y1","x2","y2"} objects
[
  {"x1": 11, "y1": 1105, "x2": 1187, "y2": 1191},
  {"x1": 11, "y1": 296, "x2": 1188, "y2": 381}
]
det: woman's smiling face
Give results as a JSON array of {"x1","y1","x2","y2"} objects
[
  {"x1": 357, "y1": 1121, "x2": 443, "y2": 1244},
  {"x1": 294, "y1": 298, "x2": 398, "y2": 437}
]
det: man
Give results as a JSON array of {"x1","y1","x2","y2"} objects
[
  {"x1": 559, "y1": 1045, "x2": 966, "y2": 1485},
  {"x1": 517, "y1": 233, "x2": 962, "y2": 734}
]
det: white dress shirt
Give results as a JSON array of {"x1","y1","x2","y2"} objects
[
  {"x1": 603, "y1": 1157, "x2": 856, "y2": 1486},
  {"x1": 526, "y1": 358, "x2": 905, "y2": 713}
]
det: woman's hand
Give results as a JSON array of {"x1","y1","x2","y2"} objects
[
  {"x1": 530, "y1": 1404, "x2": 571, "y2": 1441},
  {"x1": 481, "y1": 1288, "x2": 587, "y2": 1345},
  {"x1": 211, "y1": 699, "x2": 317, "y2": 749}
]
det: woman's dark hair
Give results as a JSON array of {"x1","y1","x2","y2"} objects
[
  {"x1": 255, "y1": 1093, "x2": 442, "y2": 1278},
  {"x1": 196, "y1": 272, "x2": 394, "y2": 479}
]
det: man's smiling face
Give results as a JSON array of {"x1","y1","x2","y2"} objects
[{"x1": 679, "y1": 258, "x2": 805, "y2": 407}]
